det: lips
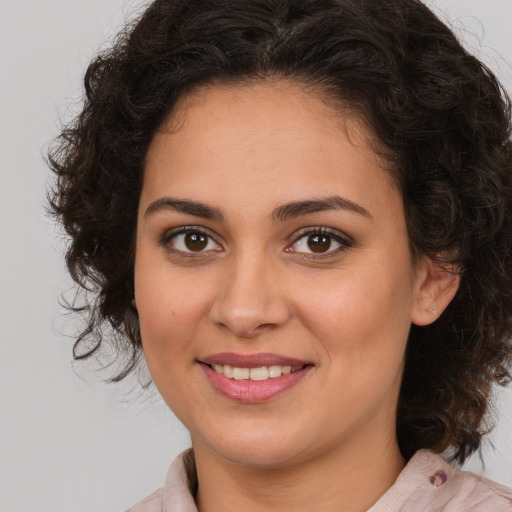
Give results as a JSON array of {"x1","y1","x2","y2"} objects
[
  {"x1": 201, "y1": 352, "x2": 310, "y2": 368},
  {"x1": 199, "y1": 352, "x2": 313, "y2": 403}
]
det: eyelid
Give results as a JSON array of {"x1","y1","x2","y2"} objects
[
  {"x1": 159, "y1": 225, "x2": 352, "y2": 258},
  {"x1": 161, "y1": 225, "x2": 223, "y2": 255},
  {"x1": 286, "y1": 226, "x2": 353, "y2": 255}
]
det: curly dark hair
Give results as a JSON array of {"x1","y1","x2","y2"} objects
[{"x1": 48, "y1": 0, "x2": 512, "y2": 464}]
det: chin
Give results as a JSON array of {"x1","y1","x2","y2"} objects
[{"x1": 193, "y1": 428, "x2": 310, "y2": 469}]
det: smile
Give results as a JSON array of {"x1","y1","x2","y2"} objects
[
  {"x1": 199, "y1": 353, "x2": 313, "y2": 403},
  {"x1": 210, "y1": 364, "x2": 304, "y2": 381}
]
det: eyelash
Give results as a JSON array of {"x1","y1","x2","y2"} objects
[
  {"x1": 286, "y1": 227, "x2": 353, "y2": 259},
  {"x1": 160, "y1": 226, "x2": 353, "y2": 259},
  {"x1": 161, "y1": 226, "x2": 222, "y2": 258}
]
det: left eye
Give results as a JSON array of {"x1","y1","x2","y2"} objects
[
  {"x1": 289, "y1": 231, "x2": 350, "y2": 255},
  {"x1": 164, "y1": 230, "x2": 221, "y2": 253}
]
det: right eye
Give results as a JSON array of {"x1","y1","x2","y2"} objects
[{"x1": 162, "y1": 228, "x2": 222, "y2": 255}]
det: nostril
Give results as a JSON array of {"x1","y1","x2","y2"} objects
[
  {"x1": 208, "y1": 269, "x2": 292, "y2": 337},
  {"x1": 209, "y1": 306, "x2": 286, "y2": 338}
]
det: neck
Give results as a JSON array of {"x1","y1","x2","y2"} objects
[{"x1": 192, "y1": 427, "x2": 405, "y2": 512}]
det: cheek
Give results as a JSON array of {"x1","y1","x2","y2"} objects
[
  {"x1": 138, "y1": 293, "x2": 206, "y2": 359},
  {"x1": 296, "y1": 262, "x2": 413, "y2": 362},
  {"x1": 135, "y1": 253, "x2": 211, "y2": 358}
]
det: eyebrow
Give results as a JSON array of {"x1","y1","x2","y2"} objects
[
  {"x1": 144, "y1": 195, "x2": 372, "y2": 222},
  {"x1": 271, "y1": 196, "x2": 372, "y2": 223},
  {"x1": 144, "y1": 197, "x2": 224, "y2": 221}
]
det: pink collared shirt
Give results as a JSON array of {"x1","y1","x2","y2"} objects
[{"x1": 126, "y1": 449, "x2": 512, "y2": 511}]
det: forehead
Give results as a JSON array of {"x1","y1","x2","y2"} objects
[
  {"x1": 156, "y1": 80, "x2": 379, "y2": 159},
  {"x1": 141, "y1": 80, "x2": 399, "y2": 220}
]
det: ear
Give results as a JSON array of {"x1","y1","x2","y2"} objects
[{"x1": 411, "y1": 258, "x2": 460, "y2": 326}]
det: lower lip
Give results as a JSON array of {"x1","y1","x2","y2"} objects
[{"x1": 200, "y1": 364, "x2": 312, "y2": 403}]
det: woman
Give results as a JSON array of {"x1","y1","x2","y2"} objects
[{"x1": 48, "y1": 0, "x2": 512, "y2": 510}]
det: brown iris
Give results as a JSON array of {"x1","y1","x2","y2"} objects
[
  {"x1": 307, "y1": 234, "x2": 331, "y2": 253},
  {"x1": 184, "y1": 232, "x2": 208, "y2": 251}
]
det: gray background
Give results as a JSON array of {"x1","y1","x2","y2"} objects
[{"x1": 0, "y1": 0, "x2": 511, "y2": 510}]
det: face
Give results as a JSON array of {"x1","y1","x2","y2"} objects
[{"x1": 135, "y1": 81, "x2": 427, "y2": 468}]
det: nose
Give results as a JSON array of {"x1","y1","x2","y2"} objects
[{"x1": 208, "y1": 252, "x2": 291, "y2": 338}]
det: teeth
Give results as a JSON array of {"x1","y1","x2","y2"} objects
[
  {"x1": 233, "y1": 367, "x2": 250, "y2": 380},
  {"x1": 210, "y1": 364, "x2": 303, "y2": 380},
  {"x1": 249, "y1": 367, "x2": 269, "y2": 381},
  {"x1": 268, "y1": 365, "x2": 282, "y2": 378}
]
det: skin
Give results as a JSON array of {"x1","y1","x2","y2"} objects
[{"x1": 134, "y1": 81, "x2": 459, "y2": 512}]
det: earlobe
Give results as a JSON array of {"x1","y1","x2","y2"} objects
[{"x1": 411, "y1": 259, "x2": 460, "y2": 326}]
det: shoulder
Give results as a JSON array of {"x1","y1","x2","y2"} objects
[
  {"x1": 447, "y1": 467, "x2": 512, "y2": 511},
  {"x1": 124, "y1": 488, "x2": 163, "y2": 512},
  {"x1": 370, "y1": 450, "x2": 512, "y2": 511}
]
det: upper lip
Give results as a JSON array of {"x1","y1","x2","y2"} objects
[{"x1": 200, "y1": 352, "x2": 311, "y2": 368}]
